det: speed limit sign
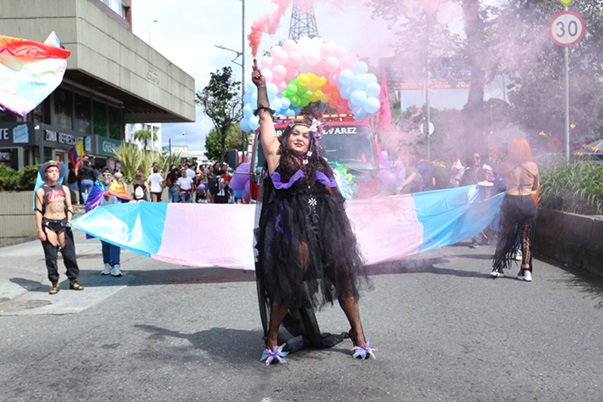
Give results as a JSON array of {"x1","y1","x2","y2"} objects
[{"x1": 550, "y1": 11, "x2": 586, "y2": 47}]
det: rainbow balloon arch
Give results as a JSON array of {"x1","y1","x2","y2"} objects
[{"x1": 241, "y1": 36, "x2": 382, "y2": 132}]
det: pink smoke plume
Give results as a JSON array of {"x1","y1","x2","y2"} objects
[{"x1": 248, "y1": 0, "x2": 292, "y2": 57}]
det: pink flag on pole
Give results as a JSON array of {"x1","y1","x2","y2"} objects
[{"x1": 375, "y1": 69, "x2": 391, "y2": 132}]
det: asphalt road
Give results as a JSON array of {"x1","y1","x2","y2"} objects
[{"x1": 0, "y1": 232, "x2": 602, "y2": 402}]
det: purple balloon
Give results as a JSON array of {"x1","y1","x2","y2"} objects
[
  {"x1": 229, "y1": 163, "x2": 251, "y2": 191},
  {"x1": 198, "y1": 184, "x2": 206, "y2": 191}
]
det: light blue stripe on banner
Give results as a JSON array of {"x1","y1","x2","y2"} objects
[
  {"x1": 72, "y1": 202, "x2": 168, "y2": 257},
  {"x1": 412, "y1": 185, "x2": 504, "y2": 253}
]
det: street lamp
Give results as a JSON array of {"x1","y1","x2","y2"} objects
[
  {"x1": 146, "y1": 19, "x2": 158, "y2": 46},
  {"x1": 213, "y1": 0, "x2": 246, "y2": 164}
]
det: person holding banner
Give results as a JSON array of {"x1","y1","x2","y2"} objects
[
  {"x1": 251, "y1": 67, "x2": 373, "y2": 365},
  {"x1": 491, "y1": 138, "x2": 539, "y2": 281}
]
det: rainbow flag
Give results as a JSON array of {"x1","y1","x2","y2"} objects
[
  {"x1": 0, "y1": 32, "x2": 71, "y2": 117},
  {"x1": 68, "y1": 138, "x2": 85, "y2": 166},
  {"x1": 72, "y1": 186, "x2": 504, "y2": 270}
]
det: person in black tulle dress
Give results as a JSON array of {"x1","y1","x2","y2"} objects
[{"x1": 251, "y1": 68, "x2": 373, "y2": 364}]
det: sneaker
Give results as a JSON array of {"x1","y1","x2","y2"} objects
[
  {"x1": 514, "y1": 250, "x2": 523, "y2": 261},
  {"x1": 470, "y1": 241, "x2": 480, "y2": 249},
  {"x1": 49, "y1": 281, "x2": 60, "y2": 295},
  {"x1": 69, "y1": 280, "x2": 84, "y2": 290},
  {"x1": 101, "y1": 264, "x2": 112, "y2": 275},
  {"x1": 516, "y1": 270, "x2": 532, "y2": 282},
  {"x1": 490, "y1": 268, "x2": 505, "y2": 278},
  {"x1": 110, "y1": 264, "x2": 122, "y2": 277}
]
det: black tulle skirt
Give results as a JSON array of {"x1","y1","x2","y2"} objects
[{"x1": 256, "y1": 181, "x2": 368, "y2": 310}]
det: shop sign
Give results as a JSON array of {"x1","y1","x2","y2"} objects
[
  {"x1": 0, "y1": 124, "x2": 31, "y2": 145},
  {"x1": 97, "y1": 137, "x2": 121, "y2": 156},
  {"x1": 44, "y1": 129, "x2": 82, "y2": 146}
]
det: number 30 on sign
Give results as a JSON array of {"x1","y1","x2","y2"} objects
[{"x1": 550, "y1": 11, "x2": 586, "y2": 47}]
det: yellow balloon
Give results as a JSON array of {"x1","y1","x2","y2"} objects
[
  {"x1": 298, "y1": 74, "x2": 310, "y2": 87},
  {"x1": 316, "y1": 76, "x2": 327, "y2": 87}
]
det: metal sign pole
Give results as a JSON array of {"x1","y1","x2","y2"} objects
[{"x1": 564, "y1": 5, "x2": 570, "y2": 161}]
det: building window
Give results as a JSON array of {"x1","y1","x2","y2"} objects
[
  {"x1": 108, "y1": 106, "x2": 123, "y2": 140},
  {"x1": 32, "y1": 101, "x2": 50, "y2": 124},
  {"x1": 54, "y1": 88, "x2": 73, "y2": 130},
  {"x1": 92, "y1": 100, "x2": 108, "y2": 137},
  {"x1": 74, "y1": 94, "x2": 91, "y2": 134},
  {"x1": 100, "y1": 0, "x2": 124, "y2": 17}
]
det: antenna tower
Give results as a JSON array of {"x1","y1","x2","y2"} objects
[{"x1": 288, "y1": 1, "x2": 319, "y2": 40}]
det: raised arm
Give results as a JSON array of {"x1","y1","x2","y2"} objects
[{"x1": 251, "y1": 68, "x2": 280, "y2": 174}]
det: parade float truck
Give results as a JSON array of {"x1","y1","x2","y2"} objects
[{"x1": 249, "y1": 113, "x2": 382, "y2": 201}]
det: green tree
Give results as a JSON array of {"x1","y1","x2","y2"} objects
[
  {"x1": 132, "y1": 129, "x2": 158, "y2": 152},
  {"x1": 204, "y1": 124, "x2": 249, "y2": 162},
  {"x1": 196, "y1": 67, "x2": 242, "y2": 162}
]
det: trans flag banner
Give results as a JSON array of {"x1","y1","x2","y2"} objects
[
  {"x1": 0, "y1": 32, "x2": 70, "y2": 117},
  {"x1": 72, "y1": 185, "x2": 504, "y2": 270}
]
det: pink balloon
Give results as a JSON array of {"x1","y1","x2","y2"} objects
[
  {"x1": 328, "y1": 73, "x2": 339, "y2": 86},
  {"x1": 287, "y1": 51, "x2": 303, "y2": 68},
  {"x1": 325, "y1": 56, "x2": 340, "y2": 73},
  {"x1": 261, "y1": 56, "x2": 273, "y2": 70},
  {"x1": 271, "y1": 47, "x2": 288, "y2": 66},
  {"x1": 279, "y1": 81, "x2": 288, "y2": 92},
  {"x1": 282, "y1": 39, "x2": 297, "y2": 52},
  {"x1": 340, "y1": 54, "x2": 357, "y2": 70},
  {"x1": 285, "y1": 68, "x2": 299, "y2": 82},
  {"x1": 261, "y1": 68, "x2": 273, "y2": 83},
  {"x1": 272, "y1": 64, "x2": 287, "y2": 81}
]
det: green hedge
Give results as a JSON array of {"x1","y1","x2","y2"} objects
[
  {"x1": 0, "y1": 164, "x2": 40, "y2": 191},
  {"x1": 539, "y1": 161, "x2": 603, "y2": 215}
]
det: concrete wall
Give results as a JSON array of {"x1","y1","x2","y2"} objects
[
  {"x1": 0, "y1": 0, "x2": 195, "y2": 123},
  {"x1": 535, "y1": 209, "x2": 603, "y2": 278},
  {"x1": 0, "y1": 192, "x2": 37, "y2": 246}
]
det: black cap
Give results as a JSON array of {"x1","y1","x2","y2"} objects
[{"x1": 102, "y1": 166, "x2": 113, "y2": 174}]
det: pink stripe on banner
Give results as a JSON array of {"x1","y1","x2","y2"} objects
[
  {"x1": 346, "y1": 194, "x2": 423, "y2": 265},
  {"x1": 154, "y1": 204, "x2": 256, "y2": 269}
]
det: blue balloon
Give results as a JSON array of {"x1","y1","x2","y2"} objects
[
  {"x1": 350, "y1": 90, "x2": 367, "y2": 107},
  {"x1": 352, "y1": 61, "x2": 369, "y2": 75},
  {"x1": 363, "y1": 97, "x2": 380, "y2": 114},
  {"x1": 366, "y1": 82, "x2": 381, "y2": 98},
  {"x1": 267, "y1": 83, "x2": 278, "y2": 98},
  {"x1": 243, "y1": 103, "x2": 254, "y2": 117},
  {"x1": 340, "y1": 85, "x2": 353, "y2": 100},
  {"x1": 338, "y1": 69, "x2": 354, "y2": 86},
  {"x1": 240, "y1": 117, "x2": 251, "y2": 132},
  {"x1": 249, "y1": 116, "x2": 260, "y2": 131},
  {"x1": 281, "y1": 97, "x2": 291, "y2": 109},
  {"x1": 271, "y1": 97, "x2": 282, "y2": 112},
  {"x1": 366, "y1": 73, "x2": 378, "y2": 84},
  {"x1": 352, "y1": 74, "x2": 368, "y2": 90}
]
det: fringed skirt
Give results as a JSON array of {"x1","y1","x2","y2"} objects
[{"x1": 492, "y1": 194, "x2": 537, "y2": 272}]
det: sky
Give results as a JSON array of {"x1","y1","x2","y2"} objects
[{"x1": 130, "y1": 0, "x2": 394, "y2": 152}]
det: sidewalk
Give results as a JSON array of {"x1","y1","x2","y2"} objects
[{"x1": 0, "y1": 229, "x2": 103, "y2": 301}]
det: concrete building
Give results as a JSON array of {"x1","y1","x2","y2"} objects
[{"x1": 0, "y1": 0, "x2": 195, "y2": 170}]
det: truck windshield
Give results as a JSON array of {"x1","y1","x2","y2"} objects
[{"x1": 320, "y1": 126, "x2": 376, "y2": 170}]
